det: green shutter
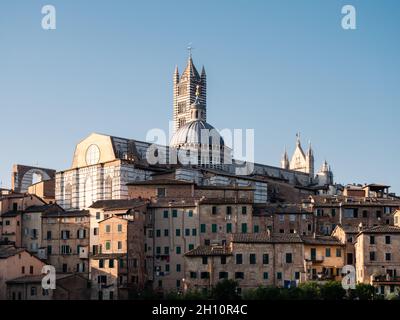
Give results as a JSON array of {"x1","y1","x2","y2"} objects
[{"x1": 200, "y1": 224, "x2": 206, "y2": 233}]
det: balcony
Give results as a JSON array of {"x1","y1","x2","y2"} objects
[
  {"x1": 372, "y1": 275, "x2": 400, "y2": 284},
  {"x1": 305, "y1": 255, "x2": 324, "y2": 263}
]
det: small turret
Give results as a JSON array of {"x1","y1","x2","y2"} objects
[{"x1": 281, "y1": 147, "x2": 289, "y2": 170}]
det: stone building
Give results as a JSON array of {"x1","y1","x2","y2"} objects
[
  {"x1": 0, "y1": 245, "x2": 45, "y2": 300},
  {"x1": 184, "y1": 232, "x2": 306, "y2": 293},
  {"x1": 354, "y1": 225, "x2": 400, "y2": 296},
  {"x1": 6, "y1": 273, "x2": 90, "y2": 300},
  {"x1": 302, "y1": 235, "x2": 345, "y2": 281},
  {"x1": 41, "y1": 209, "x2": 90, "y2": 275},
  {"x1": 90, "y1": 213, "x2": 147, "y2": 300},
  {"x1": 331, "y1": 224, "x2": 359, "y2": 266},
  {"x1": 11, "y1": 164, "x2": 55, "y2": 194},
  {"x1": 27, "y1": 179, "x2": 55, "y2": 204}
]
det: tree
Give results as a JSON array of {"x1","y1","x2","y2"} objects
[
  {"x1": 242, "y1": 286, "x2": 281, "y2": 300},
  {"x1": 320, "y1": 281, "x2": 346, "y2": 300},
  {"x1": 211, "y1": 280, "x2": 240, "y2": 300},
  {"x1": 298, "y1": 282, "x2": 321, "y2": 300},
  {"x1": 350, "y1": 283, "x2": 376, "y2": 300}
]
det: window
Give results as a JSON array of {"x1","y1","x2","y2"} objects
[
  {"x1": 99, "y1": 259, "x2": 104, "y2": 268},
  {"x1": 93, "y1": 228, "x2": 99, "y2": 236},
  {"x1": 188, "y1": 210, "x2": 193, "y2": 217},
  {"x1": 332, "y1": 209, "x2": 336, "y2": 217},
  {"x1": 42, "y1": 289, "x2": 49, "y2": 296},
  {"x1": 263, "y1": 272, "x2": 269, "y2": 280},
  {"x1": 241, "y1": 206, "x2": 247, "y2": 215},
  {"x1": 385, "y1": 236, "x2": 391, "y2": 244},
  {"x1": 106, "y1": 225, "x2": 111, "y2": 233},
  {"x1": 190, "y1": 272, "x2": 197, "y2": 279},
  {"x1": 200, "y1": 224, "x2": 206, "y2": 233},
  {"x1": 236, "y1": 254, "x2": 243, "y2": 264},
  {"x1": 295, "y1": 272, "x2": 300, "y2": 280},
  {"x1": 362, "y1": 210, "x2": 368, "y2": 218},
  {"x1": 117, "y1": 224, "x2": 122, "y2": 232},
  {"x1": 105, "y1": 241, "x2": 111, "y2": 250},
  {"x1": 22, "y1": 266, "x2": 25, "y2": 274},
  {"x1": 277, "y1": 272, "x2": 282, "y2": 280},
  {"x1": 176, "y1": 280, "x2": 181, "y2": 288},
  {"x1": 185, "y1": 229, "x2": 190, "y2": 236},
  {"x1": 241, "y1": 223, "x2": 247, "y2": 234},
  {"x1": 165, "y1": 264, "x2": 170, "y2": 272},
  {"x1": 263, "y1": 254, "x2": 269, "y2": 265},
  {"x1": 290, "y1": 214, "x2": 295, "y2": 222},
  {"x1": 286, "y1": 253, "x2": 293, "y2": 263},
  {"x1": 118, "y1": 241, "x2": 122, "y2": 250},
  {"x1": 98, "y1": 275, "x2": 107, "y2": 284},
  {"x1": 77, "y1": 229, "x2": 86, "y2": 239},
  {"x1": 172, "y1": 210, "x2": 178, "y2": 218},
  {"x1": 221, "y1": 256, "x2": 226, "y2": 265},
  {"x1": 176, "y1": 264, "x2": 181, "y2": 272},
  {"x1": 47, "y1": 245, "x2": 52, "y2": 255},
  {"x1": 163, "y1": 210, "x2": 168, "y2": 218},
  {"x1": 219, "y1": 272, "x2": 228, "y2": 279},
  {"x1": 336, "y1": 248, "x2": 342, "y2": 257},
  {"x1": 376, "y1": 211, "x2": 382, "y2": 218},
  {"x1": 227, "y1": 223, "x2": 232, "y2": 233},
  {"x1": 176, "y1": 246, "x2": 181, "y2": 255},
  {"x1": 176, "y1": 229, "x2": 181, "y2": 237},
  {"x1": 164, "y1": 247, "x2": 169, "y2": 255},
  {"x1": 30, "y1": 287, "x2": 37, "y2": 296},
  {"x1": 96, "y1": 212, "x2": 101, "y2": 220},
  {"x1": 46, "y1": 231, "x2": 52, "y2": 240},
  {"x1": 235, "y1": 272, "x2": 244, "y2": 279},
  {"x1": 61, "y1": 230, "x2": 70, "y2": 239},
  {"x1": 156, "y1": 247, "x2": 161, "y2": 255},
  {"x1": 162, "y1": 229, "x2": 168, "y2": 237},
  {"x1": 201, "y1": 272, "x2": 210, "y2": 279},
  {"x1": 254, "y1": 225, "x2": 260, "y2": 233},
  {"x1": 156, "y1": 230, "x2": 161, "y2": 237},
  {"x1": 61, "y1": 245, "x2": 72, "y2": 255},
  {"x1": 386, "y1": 253, "x2": 392, "y2": 261},
  {"x1": 202, "y1": 257, "x2": 208, "y2": 265},
  {"x1": 192, "y1": 229, "x2": 197, "y2": 236},
  {"x1": 250, "y1": 254, "x2": 256, "y2": 264},
  {"x1": 188, "y1": 244, "x2": 194, "y2": 251},
  {"x1": 369, "y1": 252, "x2": 376, "y2": 261},
  {"x1": 212, "y1": 206, "x2": 217, "y2": 215},
  {"x1": 212, "y1": 224, "x2": 217, "y2": 233},
  {"x1": 279, "y1": 215, "x2": 284, "y2": 222},
  {"x1": 326, "y1": 248, "x2": 331, "y2": 257},
  {"x1": 157, "y1": 188, "x2": 166, "y2": 197},
  {"x1": 370, "y1": 236, "x2": 375, "y2": 245}
]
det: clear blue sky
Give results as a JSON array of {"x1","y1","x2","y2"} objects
[{"x1": 0, "y1": 0, "x2": 399, "y2": 193}]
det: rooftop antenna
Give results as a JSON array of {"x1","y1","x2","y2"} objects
[{"x1": 187, "y1": 43, "x2": 194, "y2": 59}]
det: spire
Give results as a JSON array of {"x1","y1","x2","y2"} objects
[
  {"x1": 201, "y1": 65, "x2": 206, "y2": 77},
  {"x1": 296, "y1": 132, "x2": 301, "y2": 146},
  {"x1": 307, "y1": 140, "x2": 313, "y2": 157},
  {"x1": 281, "y1": 146, "x2": 289, "y2": 169}
]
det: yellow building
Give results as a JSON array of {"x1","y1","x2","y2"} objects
[{"x1": 302, "y1": 235, "x2": 345, "y2": 281}]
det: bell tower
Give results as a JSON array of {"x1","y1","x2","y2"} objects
[{"x1": 173, "y1": 48, "x2": 206, "y2": 132}]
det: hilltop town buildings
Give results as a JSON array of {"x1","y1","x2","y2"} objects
[{"x1": 1, "y1": 55, "x2": 400, "y2": 299}]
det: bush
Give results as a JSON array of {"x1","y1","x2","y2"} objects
[
  {"x1": 211, "y1": 279, "x2": 240, "y2": 300},
  {"x1": 242, "y1": 286, "x2": 281, "y2": 300},
  {"x1": 298, "y1": 282, "x2": 321, "y2": 300},
  {"x1": 320, "y1": 281, "x2": 346, "y2": 300},
  {"x1": 350, "y1": 283, "x2": 376, "y2": 300}
]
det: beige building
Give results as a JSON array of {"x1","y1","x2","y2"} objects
[
  {"x1": 184, "y1": 232, "x2": 306, "y2": 294},
  {"x1": 354, "y1": 225, "x2": 400, "y2": 296},
  {"x1": 0, "y1": 245, "x2": 45, "y2": 300},
  {"x1": 6, "y1": 273, "x2": 90, "y2": 300},
  {"x1": 41, "y1": 209, "x2": 90, "y2": 275},
  {"x1": 90, "y1": 213, "x2": 147, "y2": 300},
  {"x1": 28, "y1": 179, "x2": 55, "y2": 204}
]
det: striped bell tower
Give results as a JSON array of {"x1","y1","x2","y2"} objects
[{"x1": 173, "y1": 50, "x2": 206, "y2": 132}]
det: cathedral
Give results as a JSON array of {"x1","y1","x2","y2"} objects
[{"x1": 55, "y1": 53, "x2": 335, "y2": 210}]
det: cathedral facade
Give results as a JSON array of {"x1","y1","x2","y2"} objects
[{"x1": 55, "y1": 54, "x2": 335, "y2": 210}]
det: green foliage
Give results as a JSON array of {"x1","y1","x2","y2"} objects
[
  {"x1": 385, "y1": 292, "x2": 400, "y2": 300},
  {"x1": 211, "y1": 279, "x2": 240, "y2": 300},
  {"x1": 242, "y1": 286, "x2": 281, "y2": 300},
  {"x1": 349, "y1": 283, "x2": 376, "y2": 300},
  {"x1": 298, "y1": 281, "x2": 321, "y2": 300},
  {"x1": 183, "y1": 289, "x2": 209, "y2": 300},
  {"x1": 319, "y1": 281, "x2": 346, "y2": 300}
]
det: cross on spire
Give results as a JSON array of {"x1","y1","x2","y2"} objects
[{"x1": 187, "y1": 43, "x2": 194, "y2": 59}]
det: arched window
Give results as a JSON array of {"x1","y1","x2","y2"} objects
[
  {"x1": 65, "y1": 184, "x2": 72, "y2": 209},
  {"x1": 104, "y1": 176, "x2": 113, "y2": 200}
]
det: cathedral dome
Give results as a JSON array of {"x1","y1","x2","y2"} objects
[{"x1": 170, "y1": 120, "x2": 225, "y2": 148}]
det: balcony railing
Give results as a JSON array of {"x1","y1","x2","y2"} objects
[{"x1": 305, "y1": 255, "x2": 324, "y2": 262}]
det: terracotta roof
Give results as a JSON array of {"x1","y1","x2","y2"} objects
[
  {"x1": 359, "y1": 225, "x2": 400, "y2": 234},
  {"x1": 185, "y1": 245, "x2": 232, "y2": 257},
  {"x1": 1, "y1": 210, "x2": 23, "y2": 218},
  {"x1": 232, "y1": 232, "x2": 303, "y2": 244},
  {"x1": 24, "y1": 204, "x2": 63, "y2": 214},
  {"x1": 6, "y1": 273, "x2": 73, "y2": 284},
  {"x1": 301, "y1": 235, "x2": 343, "y2": 246},
  {"x1": 91, "y1": 253, "x2": 126, "y2": 259},
  {"x1": 42, "y1": 209, "x2": 89, "y2": 218},
  {"x1": 0, "y1": 246, "x2": 25, "y2": 259},
  {"x1": 90, "y1": 199, "x2": 147, "y2": 211},
  {"x1": 336, "y1": 225, "x2": 360, "y2": 234},
  {"x1": 126, "y1": 179, "x2": 194, "y2": 186}
]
